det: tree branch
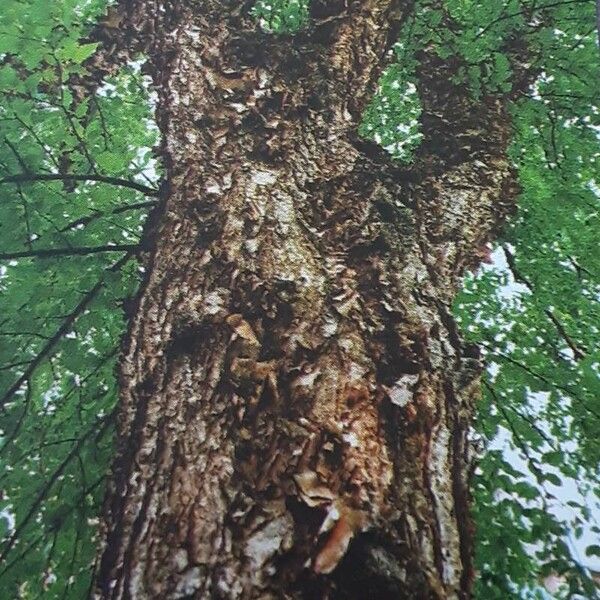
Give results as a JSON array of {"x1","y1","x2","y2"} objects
[
  {"x1": 597, "y1": 0, "x2": 600, "y2": 49},
  {"x1": 59, "y1": 200, "x2": 156, "y2": 232},
  {"x1": 483, "y1": 343, "x2": 600, "y2": 420},
  {"x1": 0, "y1": 349, "x2": 118, "y2": 466},
  {"x1": 0, "y1": 173, "x2": 159, "y2": 196},
  {"x1": 0, "y1": 381, "x2": 31, "y2": 459},
  {"x1": 502, "y1": 245, "x2": 586, "y2": 360},
  {"x1": 0, "y1": 415, "x2": 112, "y2": 565},
  {"x1": 3, "y1": 138, "x2": 30, "y2": 173},
  {"x1": 484, "y1": 379, "x2": 559, "y2": 449},
  {"x1": 484, "y1": 380, "x2": 547, "y2": 482},
  {"x1": 567, "y1": 255, "x2": 596, "y2": 279},
  {"x1": 0, "y1": 253, "x2": 132, "y2": 412},
  {"x1": 0, "y1": 243, "x2": 139, "y2": 261},
  {"x1": 475, "y1": 0, "x2": 594, "y2": 39}
]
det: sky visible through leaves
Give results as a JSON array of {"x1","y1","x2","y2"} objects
[{"x1": 0, "y1": 1, "x2": 598, "y2": 598}]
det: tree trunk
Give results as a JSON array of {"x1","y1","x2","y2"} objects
[{"x1": 95, "y1": 2, "x2": 519, "y2": 598}]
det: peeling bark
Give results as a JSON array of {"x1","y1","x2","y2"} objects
[{"x1": 95, "y1": 2, "x2": 520, "y2": 599}]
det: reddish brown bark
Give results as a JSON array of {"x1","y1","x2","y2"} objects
[{"x1": 95, "y1": 2, "x2": 519, "y2": 598}]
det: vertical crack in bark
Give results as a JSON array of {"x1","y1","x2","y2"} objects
[{"x1": 94, "y1": 2, "x2": 521, "y2": 599}]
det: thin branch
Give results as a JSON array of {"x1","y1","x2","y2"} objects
[
  {"x1": 0, "y1": 331, "x2": 50, "y2": 339},
  {"x1": 0, "y1": 360, "x2": 32, "y2": 372},
  {"x1": 486, "y1": 382, "x2": 558, "y2": 450},
  {"x1": 503, "y1": 245, "x2": 586, "y2": 360},
  {"x1": 483, "y1": 344, "x2": 600, "y2": 420},
  {"x1": 484, "y1": 380, "x2": 547, "y2": 482},
  {"x1": 596, "y1": 0, "x2": 600, "y2": 49},
  {"x1": 92, "y1": 95, "x2": 112, "y2": 150},
  {"x1": 0, "y1": 381, "x2": 32, "y2": 457},
  {"x1": 567, "y1": 255, "x2": 596, "y2": 279},
  {"x1": 544, "y1": 309, "x2": 586, "y2": 361},
  {"x1": 475, "y1": 0, "x2": 594, "y2": 39},
  {"x1": 59, "y1": 200, "x2": 155, "y2": 232},
  {"x1": 0, "y1": 414, "x2": 112, "y2": 562},
  {"x1": 0, "y1": 172, "x2": 159, "y2": 196},
  {"x1": 3, "y1": 138, "x2": 31, "y2": 173},
  {"x1": 0, "y1": 253, "x2": 132, "y2": 412},
  {"x1": 17, "y1": 185, "x2": 33, "y2": 251},
  {"x1": 12, "y1": 115, "x2": 61, "y2": 170},
  {"x1": 53, "y1": 55, "x2": 99, "y2": 174},
  {"x1": 0, "y1": 465, "x2": 108, "y2": 576},
  {"x1": 0, "y1": 243, "x2": 138, "y2": 261},
  {"x1": 0, "y1": 533, "x2": 45, "y2": 580},
  {"x1": 62, "y1": 517, "x2": 83, "y2": 600},
  {"x1": 0, "y1": 438, "x2": 78, "y2": 475}
]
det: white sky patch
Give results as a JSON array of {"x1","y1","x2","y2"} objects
[
  {"x1": 0, "y1": 504, "x2": 16, "y2": 536},
  {"x1": 484, "y1": 246, "x2": 530, "y2": 300}
]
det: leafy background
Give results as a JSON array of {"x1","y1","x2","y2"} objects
[
  {"x1": 0, "y1": 1, "x2": 598, "y2": 598},
  {"x1": 0, "y1": 1, "x2": 159, "y2": 596}
]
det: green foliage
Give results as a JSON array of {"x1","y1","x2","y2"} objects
[
  {"x1": 397, "y1": 0, "x2": 519, "y2": 98},
  {"x1": 0, "y1": 0, "x2": 159, "y2": 596},
  {"x1": 358, "y1": 8, "x2": 426, "y2": 163},
  {"x1": 359, "y1": 50, "x2": 423, "y2": 163},
  {"x1": 252, "y1": 0, "x2": 310, "y2": 34},
  {"x1": 361, "y1": 0, "x2": 522, "y2": 161},
  {"x1": 453, "y1": 2, "x2": 600, "y2": 596},
  {"x1": 426, "y1": 0, "x2": 518, "y2": 97}
]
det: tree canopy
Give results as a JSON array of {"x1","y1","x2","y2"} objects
[{"x1": 0, "y1": 1, "x2": 598, "y2": 598}]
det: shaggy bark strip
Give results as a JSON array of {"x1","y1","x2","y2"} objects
[{"x1": 95, "y1": 2, "x2": 518, "y2": 599}]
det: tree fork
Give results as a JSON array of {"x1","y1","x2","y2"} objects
[{"x1": 95, "y1": 2, "x2": 520, "y2": 598}]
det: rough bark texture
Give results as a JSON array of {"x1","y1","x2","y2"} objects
[{"x1": 95, "y1": 2, "x2": 519, "y2": 598}]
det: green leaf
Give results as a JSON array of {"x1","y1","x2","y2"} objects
[
  {"x1": 585, "y1": 545, "x2": 600, "y2": 558},
  {"x1": 58, "y1": 41, "x2": 99, "y2": 64}
]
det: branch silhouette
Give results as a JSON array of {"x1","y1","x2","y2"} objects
[
  {"x1": 0, "y1": 172, "x2": 159, "y2": 196},
  {"x1": 0, "y1": 244, "x2": 139, "y2": 261}
]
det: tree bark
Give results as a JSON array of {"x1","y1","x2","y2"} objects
[{"x1": 95, "y1": 2, "x2": 519, "y2": 598}]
